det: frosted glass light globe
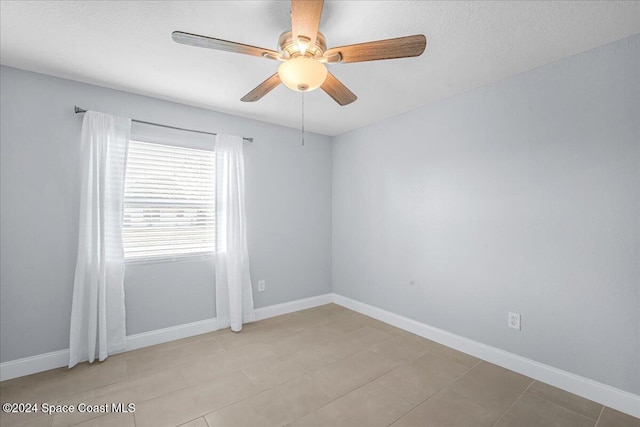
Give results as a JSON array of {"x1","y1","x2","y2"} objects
[{"x1": 278, "y1": 56, "x2": 328, "y2": 92}]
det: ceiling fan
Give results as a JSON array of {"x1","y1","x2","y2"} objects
[{"x1": 172, "y1": 0, "x2": 426, "y2": 106}]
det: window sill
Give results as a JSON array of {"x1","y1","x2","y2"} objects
[{"x1": 124, "y1": 252, "x2": 214, "y2": 266}]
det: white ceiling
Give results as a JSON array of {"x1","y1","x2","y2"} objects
[{"x1": 1, "y1": 1, "x2": 639, "y2": 136}]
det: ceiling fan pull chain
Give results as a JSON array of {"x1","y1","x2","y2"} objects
[{"x1": 301, "y1": 91, "x2": 305, "y2": 146}]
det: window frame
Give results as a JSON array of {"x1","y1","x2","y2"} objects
[{"x1": 122, "y1": 139, "x2": 216, "y2": 263}]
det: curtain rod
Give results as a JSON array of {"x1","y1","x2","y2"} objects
[{"x1": 74, "y1": 106, "x2": 253, "y2": 143}]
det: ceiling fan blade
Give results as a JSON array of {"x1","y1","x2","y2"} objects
[
  {"x1": 324, "y1": 34, "x2": 426, "y2": 63},
  {"x1": 291, "y1": 0, "x2": 324, "y2": 51},
  {"x1": 241, "y1": 73, "x2": 282, "y2": 102},
  {"x1": 321, "y1": 72, "x2": 357, "y2": 106},
  {"x1": 172, "y1": 31, "x2": 281, "y2": 60}
]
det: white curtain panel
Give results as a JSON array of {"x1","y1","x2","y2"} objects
[
  {"x1": 215, "y1": 134, "x2": 255, "y2": 332},
  {"x1": 69, "y1": 111, "x2": 131, "y2": 368}
]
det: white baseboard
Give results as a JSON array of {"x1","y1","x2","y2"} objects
[
  {"x1": 331, "y1": 293, "x2": 640, "y2": 419},
  {"x1": 0, "y1": 349, "x2": 70, "y2": 382},
  {"x1": 0, "y1": 293, "x2": 333, "y2": 382},
  {"x1": 125, "y1": 317, "x2": 219, "y2": 352},
  {"x1": 253, "y1": 293, "x2": 333, "y2": 321}
]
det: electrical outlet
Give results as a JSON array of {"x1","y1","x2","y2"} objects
[
  {"x1": 508, "y1": 312, "x2": 521, "y2": 330},
  {"x1": 258, "y1": 280, "x2": 265, "y2": 292}
]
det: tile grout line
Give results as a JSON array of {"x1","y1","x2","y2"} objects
[
  {"x1": 487, "y1": 379, "x2": 605, "y2": 427},
  {"x1": 594, "y1": 405, "x2": 605, "y2": 427},
  {"x1": 371, "y1": 343, "x2": 469, "y2": 408},
  {"x1": 383, "y1": 385, "x2": 454, "y2": 427},
  {"x1": 489, "y1": 378, "x2": 535, "y2": 427},
  {"x1": 525, "y1": 386, "x2": 604, "y2": 423},
  {"x1": 375, "y1": 378, "x2": 417, "y2": 407},
  {"x1": 239, "y1": 367, "x2": 259, "y2": 388},
  {"x1": 383, "y1": 358, "x2": 484, "y2": 426},
  {"x1": 286, "y1": 344, "x2": 406, "y2": 426},
  {"x1": 174, "y1": 414, "x2": 205, "y2": 427},
  {"x1": 283, "y1": 383, "x2": 335, "y2": 426},
  {"x1": 373, "y1": 379, "x2": 423, "y2": 426},
  {"x1": 441, "y1": 359, "x2": 483, "y2": 391},
  {"x1": 200, "y1": 370, "x2": 323, "y2": 424}
]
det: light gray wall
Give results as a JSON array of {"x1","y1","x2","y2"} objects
[
  {"x1": 2, "y1": 35, "x2": 638, "y2": 398},
  {"x1": 0, "y1": 65, "x2": 332, "y2": 362},
  {"x1": 332, "y1": 35, "x2": 639, "y2": 394}
]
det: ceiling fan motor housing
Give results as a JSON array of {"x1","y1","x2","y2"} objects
[{"x1": 278, "y1": 31, "x2": 327, "y2": 59}]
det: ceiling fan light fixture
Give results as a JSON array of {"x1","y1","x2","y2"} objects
[{"x1": 278, "y1": 56, "x2": 327, "y2": 92}]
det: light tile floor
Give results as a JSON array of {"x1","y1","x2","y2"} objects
[{"x1": 1, "y1": 304, "x2": 638, "y2": 427}]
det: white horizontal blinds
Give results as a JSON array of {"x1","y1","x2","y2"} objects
[{"x1": 123, "y1": 140, "x2": 215, "y2": 259}]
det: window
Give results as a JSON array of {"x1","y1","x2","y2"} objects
[{"x1": 122, "y1": 140, "x2": 215, "y2": 260}]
